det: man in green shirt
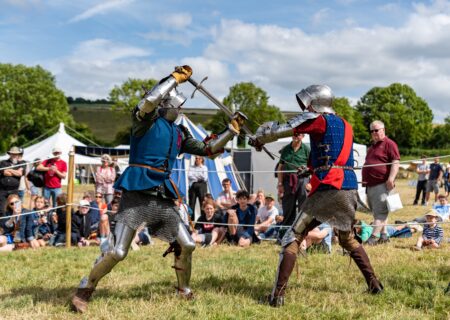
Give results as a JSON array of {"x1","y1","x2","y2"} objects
[{"x1": 277, "y1": 133, "x2": 310, "y2": 234}]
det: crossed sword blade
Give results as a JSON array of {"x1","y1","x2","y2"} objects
[{"x1": 188, "y1": 77, "x2": 275, "y2": 160}]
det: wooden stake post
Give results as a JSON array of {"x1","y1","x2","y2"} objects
[{"x1": 66, "y1": 147, "x2": 75, "y2": 248}]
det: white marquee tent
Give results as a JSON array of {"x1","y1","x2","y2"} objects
[{"x1": 1, "y1": 123, "x2": 101, "y2": 184}]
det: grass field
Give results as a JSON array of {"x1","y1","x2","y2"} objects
[{"x1": 0, "y1": 180, "x2": 449, "y2": 319}]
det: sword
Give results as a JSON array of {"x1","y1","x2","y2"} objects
[{"x1": 188, "y1": 77, "x2": 275, "y2": 160}]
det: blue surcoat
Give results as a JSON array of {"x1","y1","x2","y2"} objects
[
  {"x1": 310, "y1": 114, "x2": 357, "y2": 191},
  {"x1": 114, "y1": 117, "x2": 182, "y2": 198}
]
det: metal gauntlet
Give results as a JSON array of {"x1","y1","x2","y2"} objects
[
  {"x1": 136, "y1": 77, "x2": 178, "y2": 119},
  {"x1": 204, "y1": 124, "x2": 239, "y2": 159},
  {"x1": 254, "y1": 112, "x2": 320, "y2": 144}
]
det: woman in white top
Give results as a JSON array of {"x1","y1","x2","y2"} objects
[{"x1": 188, "y1": 156, "x2": 208, "y2": 213}]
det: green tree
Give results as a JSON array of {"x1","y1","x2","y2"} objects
[
  {"x1": 0, "y1": 63, "x2": 73, "y2": 153},
  {"x1": 332, "y1": 97, "x2": 367, "y2": 144},
  {"x1": 109, "y1": 78, "x2": 158, "y2": 113},
  {"x1": 427, "y1": 115, "x2": 450, "y2": 149},
  {"x1": 356, "y1": 83, "x2": 433, "y2": 148},
  {"x1": 205, "y1": 82, "x2": 285, "y2": 139}
]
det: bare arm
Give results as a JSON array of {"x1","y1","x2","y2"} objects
[{"x1": 386, "y1": 160, "x2": 400, "y2": 191}]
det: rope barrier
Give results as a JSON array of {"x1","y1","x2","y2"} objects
[
  {"x1": 0, "y1": 155, "x2": 59, "y2": 171},
  {"x1": 1, "y1": 153, "x2": 449, "y2": 173},
  {"x1": 3, "y1": 200, "x2": 449, "y2": 229}
]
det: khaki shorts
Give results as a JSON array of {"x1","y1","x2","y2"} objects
[
  {"x1": 366, "y1": 183, "x2": 389, "y2": 220},
  {"x1": 426, "y1": 179, "x2": 439, "y2": 194}
]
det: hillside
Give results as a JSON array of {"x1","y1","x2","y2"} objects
[{"x1": 70, "y1": 104, "x2": 298, "y2": 144}]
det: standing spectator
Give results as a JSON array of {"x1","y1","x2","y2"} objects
[
  {"x1": 413, "y1": 156, "x2": 429, "y2": 206},
  {"x1": 215, "y1": 178, "x2": 237, "y2": 214},
  {"x1": 26, "y1": 158, "x2": 44, "y2": 208},
  {"x1": 17, "y1": 152, "x2": 28, "y2": 202},
  {"x1": 255, "y1": 193, "x2": 279, "y2": 239},
  {"x1": 188, "y1": 156, "x2": 208, "y2": 213},
  {"x1": 425, "y1": 156, "x2": 444, "y2": 205},
  {"x1": 412, "y1": 209, "x2": 444, "y2": 251},
  {"x1": 37, "y1": 147, "x2": 67, "y2": 208},
  {"x1": 111, "y1": 158, "x2": 121, "y2": 182},
  {"x1": 95, "y1": 154, "x2": 116, "y2": 205},
  {"x1": 222, "y1": 190, "x2": 257, "y2": 247},
  {"x1": 362, "y1": 120, "x2": 400, "y2": 245},
  {"x1": 80, "y1": 166, "x2": 87, "y2": 185},
  {"x1": 277, "y1": 133, "x2": 310, "y2": 234},
  {"x1": 0, "y1": 146, "x2": 25, "y2": 217},
  {"x1": 444, "y1": 163, "x2": 450, "y2": 197}
]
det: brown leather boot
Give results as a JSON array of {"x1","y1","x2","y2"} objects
[
  {"x1": 268, "y1": 247, "x2": 298, "y2": 307},
  {"x1": 71, "y1": 287, "x2": 95, "y2": 313},
  {"x1": 350, "y1": 245, "x2": 383, "y2": 294}
]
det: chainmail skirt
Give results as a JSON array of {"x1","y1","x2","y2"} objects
[
  {"x1": 115, "y1": 190, "x2": 180, "y2": 243},
  {"x1": 300, "y1": 189, "x2": 357, "y2": 231}
]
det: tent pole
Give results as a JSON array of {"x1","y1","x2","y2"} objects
[{"x1": 66, "y1": 146, "x2": 75, "y2": 248}]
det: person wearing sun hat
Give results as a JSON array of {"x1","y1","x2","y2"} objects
[
  {"x1": 412, "y1": 209, "x2": 444, "y2": 251},
  {"x1": 0, "y1": 146, "x2": 26, "y2": 217},
  {"x1": 37, "y1": 146, "x2": 67, "y2": 208}
]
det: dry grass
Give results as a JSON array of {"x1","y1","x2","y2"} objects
[{"x1": 1, "y1": 180, "x2": 449, "y2": 319}]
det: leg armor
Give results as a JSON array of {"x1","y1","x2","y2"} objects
[
  {"x1": 269, "y1": 212, "x2": 320, "y2": 306},
  {"x1": 173, "y1": 222, "x2": 196, "y2": 298},
  {"x1": 339, "y1": 231, "x2": 383, "y2": 294},
  {"x1": 80, "y1": 222, "x2": 136, "y2": 289}
]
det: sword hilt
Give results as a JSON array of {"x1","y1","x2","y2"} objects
[{"x1": 189, "y1": 77, "x2": 208, "y2": 99}]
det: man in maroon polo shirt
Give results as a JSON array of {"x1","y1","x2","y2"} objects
[{"x1": 362, "y1": 120, "x2": 400, "y2": 245}]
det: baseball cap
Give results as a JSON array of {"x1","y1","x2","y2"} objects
[
  {"x1": 79, "y1": 199, "x2": 90, "y2": 207},
  {"x1": 265, "y1": 193, "x2": 275, "y2": 200},
  {"x1": 52, "y1": 147, "x2": 62, "y2": 154}
]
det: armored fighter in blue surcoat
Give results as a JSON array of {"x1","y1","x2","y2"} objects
[{"x1": 71, "y1": 66, "x2": 245, "y2": 313}]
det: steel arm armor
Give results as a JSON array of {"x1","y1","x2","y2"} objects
[
  {"x1": 204, "y1": 124, "x2": 239, "y2": 159},
  {"x1": 136, "y1": 77, "x2": 178, "y2": 120},
  {"x1": 254, "y1": 112, "x2": 320, "y2": 144}
]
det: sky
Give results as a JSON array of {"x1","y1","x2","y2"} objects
[{"x1": 1, "y1": 0, "x2": 449, "y2": 122}]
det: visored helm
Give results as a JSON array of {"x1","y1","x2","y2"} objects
[
  {"x1": 158, "y1": 87, "x2": 187, "y2": 122},
  {"x1": 296, "y1": 84, "x2": 335, "y2": 114}
]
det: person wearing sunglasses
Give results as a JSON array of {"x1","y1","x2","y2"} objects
[
  {"x1": 362, "y1": 120, "x2": 400, "y2": 246},
  {"x1": 0, "y1": 194, "x2": 23, "y2": 251}
]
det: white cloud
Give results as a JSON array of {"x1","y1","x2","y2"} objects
[
  {"x1": 159, "y1": 13, "x2": 192, "y2": 30},
  {"x1": 312, "y1": 8, "x2": 330, "y2": 26},
  {"x1": 69, "y1": 0, "x2": 134, "y2": 23},
  {"x1": 202, "y1": 7, "x2": 450, "y2": 121},
  {"x1": 43, "y1": 39, "x2": 153, "y2": 99},
  {"x1": 43, "y1": 38, "x2": 230, "y2": 107}
]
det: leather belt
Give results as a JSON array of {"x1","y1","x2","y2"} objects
[{"x1": 313, "y1": 165, "x2": 353, "y2": 173}]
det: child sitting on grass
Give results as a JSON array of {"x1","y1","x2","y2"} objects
[{"x1": 412, "y1": 209, "x2": 444, "y2": 251}]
